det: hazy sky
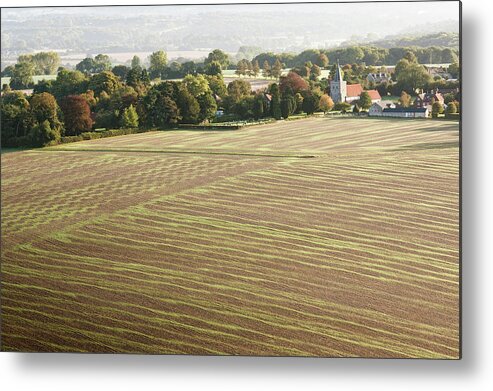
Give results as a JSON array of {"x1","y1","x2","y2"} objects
[
  {"x1": 1, "y1": 1, "x2": 460, "y2": 59},
  {"x1": 2, "y1": 1, "x2": 460, "y2": 39}
]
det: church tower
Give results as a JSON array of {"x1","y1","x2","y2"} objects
[{"x1": 330, "y1": 61, "x2": 347, "y2": 103}]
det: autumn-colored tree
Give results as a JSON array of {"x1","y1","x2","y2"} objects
[
  {"x1": 279, "y1": 71, "x2": 309, "y2": 94},
  {"x1": 316, "y1": 53, "x2": 329, "y2": 68},
  {"x1": 432, "y1": 101, "x2": 444, "y2": 118},
  {"x1": 398, "y1": 91, "x2": 412, "y2": 107},
  {"x1": 318, "y1": 94, "x2": 334, "y2": 113},
  {"x1": 61, "y1": 95, "x2": 94, "y2": 135},
  {"x1": 446, "y1": 101, "x2": 458, "y2": 115}
]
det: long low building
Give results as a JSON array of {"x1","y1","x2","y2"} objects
[{"x1": 369, "y1": 102, "x2": 429, "y2": 118}]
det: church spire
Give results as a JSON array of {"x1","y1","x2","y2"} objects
[{"x1": 334, "y1": 59, "x2": 343, "y2": 82}]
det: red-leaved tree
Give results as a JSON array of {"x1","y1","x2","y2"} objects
[
  {"x1": 279, "y1": 71, "x2": 309, "y2": 95},
  {"x1": 61, "y1": 95, "x2": 94, "y2": 136}
]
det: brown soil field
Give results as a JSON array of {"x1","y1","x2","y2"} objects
[{"x1": 1, "y1": 117, "x2": 460, "y2": 357}]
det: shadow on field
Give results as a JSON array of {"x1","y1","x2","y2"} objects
[{"x1": 392, "y1": 141, "x2": 459, "y2": 151}]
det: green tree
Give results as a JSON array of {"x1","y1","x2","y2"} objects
[
  {"x1": 271, "y1": 59, "x2": 283, "y2": 79},
  {"x1": 270, "y1": 83, "x2": 282, "y2": 119},
  {"x1": 0, "y1": 91, "x2": 33, "y2": 141},
  {"x1": 236, "y1": 59, "x2": 248, "y2": 76},
  {"x1": 29, "y1": 119, "x2": 60, "y2": 147},
  {"x1": 1, "y1": 65, "x2": 15, "y2": 77},
  {"x1": 234, "y1": 96, "x2": 255, "y2": 119},
  {"x1": 131, "y1": 55, "x2": 142, "y2": 69},
  {"x1": 302, "y1": 94, "x2": 318, "y2": 114},
  {"x1": 32, "y1": 52, "x2": 60, "y2": 75},
  {"x1": 448, "y1": 61, "x2": 460, "y2": 79},
  {"x1": 182, "y1": 74, "x2": 211, "y2": 98},
  {"x1": 30, "y1": 92, "x2": 62, "y2": 131},
  {"x1": 227, "y1": 79, "x2": 251, "y2": 103},
  {"x1": 177, "y1": 87, "x2": 200, "y2": 123},
  {"x1": 204, "y1": 61, "x2": 222, "y2": 76},
  {"x1": 111, "y1": 65, "x2": 130, "y2": 81},
  {"x1": 120, "y1": 104, "x2": 139, "y2": 128},
  {"x1": 149, "y1": 50, "x2": 168, "y2": 79},
  {"x1": 94, "y1": 54, "x2": 112, "y2": 72},
  {"x1": 310, "y1": 64, "x2": 321, "y2": 80},
  {"x1": 10, "y1": 62, "x2": 34, "y2": 89},
  {"x1": 262, "y1": 60, "x2": 271, "y2": 78},
  {"x1": 197, "y1": 93, "x2": 218, "y2": 123},
  {"x1": 396, "y1": 62, "x2": 432, "y2": 94},
  {"x1": 358, "y1": 91, "x2": 372, "y2": 110},
  {"x1": 205, "y1": 49, "x2": 230, "y2": 69},
  {"x1": 51, "y1": 69, "x2": 88, "y2": 99},
  {"x1": 334, "y1": 101, "x2": 352, "y2": 113},
  {"x1": 281, "y1": 97, "x2": 295, "y2": 119},
  {"x1": 76, "y1": 57, "x2": 97, "y2": 75},
  {"x1": 88, "y1": 71, "x2": 122, "y2": 97},
  {"x1": 252, "y1": 60, "x2": 260, "y2": 77},
  {"x1": 253, "y1": 94, "x2": 264, "y2": 119},
  {"x1": 205, "y1": 75, "x2": 227, "y2": 98},
  {"x1": 404, "y1": 51, "x2": 418, "y2": 63},
  {"x1": 294, "y1": 93, "x2": 304, "y2": 114}
]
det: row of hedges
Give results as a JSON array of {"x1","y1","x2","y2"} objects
[
  {"x1": 3, "y1": 127, "x2": 152, "y2": 148},
  {"x1": 58, "y1": 128, "x2": 149, "y2": 145},
  {"x1": 178, "y1": 118, "x2": 275, "y2": 130}
]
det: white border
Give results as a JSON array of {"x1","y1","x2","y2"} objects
[{"x1": 2, "y1": 1, "x2": 492, "y2": 390}]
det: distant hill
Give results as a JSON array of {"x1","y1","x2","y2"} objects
[{"x1": 367, "y1": 32, "x2": 459, "y2": 49}]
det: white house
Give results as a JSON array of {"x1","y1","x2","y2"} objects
[{"x1": 381, "y1": 107, "x2": 429, "y2": 118}]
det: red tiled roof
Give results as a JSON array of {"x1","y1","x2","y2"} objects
[
  {"x1": 366, "y1": 89, "x2": 381, "y2": 100},
  {"x1": 346, "y1": 84, "x2": 363, "y2": 97}
]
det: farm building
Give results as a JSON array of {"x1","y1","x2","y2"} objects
[
  {"x1": 368, "y1": 101, "x2": 396, "y2": 116},
  {"x1": 374, "y1": 107, "x2": 429, "y2": 118}
]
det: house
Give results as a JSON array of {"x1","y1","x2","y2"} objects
[
  {"x1": 414, "y1": 91, "x2": 444, "y2": 109},
  {"x1": 368, "y1": 101, "x2": 396, "y2": 117},
  {"x1": 366, "y1": 89, "x2": 382, "y2": 103},
  {"x1": 382, "y1": 107, "x2": 429, "y2": 118},
  {"x1": 367, "y1": 72, "x2": 391, "y2": 84}
]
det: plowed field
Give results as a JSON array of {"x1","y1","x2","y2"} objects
[{"x1": 1, "y1": 117, "x2": 460, "y2": 357}]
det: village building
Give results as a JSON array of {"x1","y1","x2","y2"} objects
[
  {"x1": 330, "y1": 62, "x2": 382, "y2": 104},
  {"x1": 414, "y1": 91, "x2": 444, "y2": 109},
  {"x1": 329, "y1": 61, "x2": 347, "y2": 103},
  {"x1": 369, "y1": 105, "x2": 429, "y2": 118},
  {"x1": 366, "y1": 72, "x2": 391, "y2": 84},
  {"x1": 368, "y1": 101, "x2": 396, "y2": 116}
]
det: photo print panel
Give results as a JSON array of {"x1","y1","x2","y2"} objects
[{"x1": 0, "y1": 1, "x2": 461, "y2": 358}]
